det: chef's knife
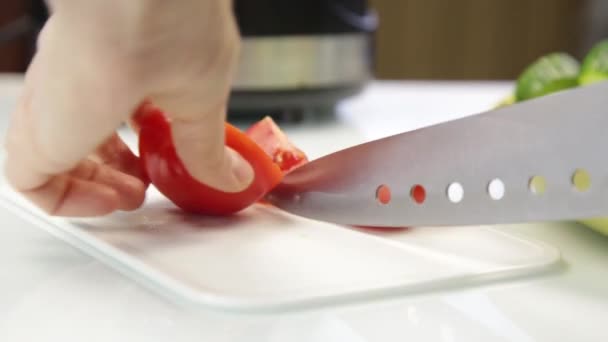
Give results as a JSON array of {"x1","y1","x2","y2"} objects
[{"x1": 267, "y1": 81, "x2": 608, "y2": 227}]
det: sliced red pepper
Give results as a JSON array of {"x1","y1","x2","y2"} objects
[
  {"x1": 245, "y1": 117, "x2": 309, "y2": 173},
  {"x1": 136, "y1": 104, "x2": 284, "y2": 215}
]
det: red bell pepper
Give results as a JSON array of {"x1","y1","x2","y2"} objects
[
  {"x1": 136, "y1": 104, "x2": 284, "y2": 215},
  {"x1": 135, "y1": 104, "x2": 308, "y2": 215}
]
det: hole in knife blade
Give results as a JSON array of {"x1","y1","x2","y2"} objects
[
  {"x1": 447, "y1": 182, "x2": 464, "y2": 203},
  {"x1": 488, "y1": 178, "x2": 505, "y2": 200},
  {"x1": 410, "y1": 184, "x2": 426, "y2": 204},
  {"x1": 572, "y1": 169, "x2": 591, "y2": 192},
  {"x1": 376, "y1": 185, "x2": 392, "y2": 204},
  {"x1": 529, "y1": 176, "x2": 546, "y2": 195}
]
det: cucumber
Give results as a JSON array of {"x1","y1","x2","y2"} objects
[
  {"x1": 579, "y1": 39, "x2": 608, "y2": 85},
  {"x1": 515, "y1": 53, "x2": 580, "y2": 101}
]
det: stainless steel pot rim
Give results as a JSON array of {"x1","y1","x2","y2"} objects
[{"x1": 232, "y1": 34, "x2": 371, "y2": 91}]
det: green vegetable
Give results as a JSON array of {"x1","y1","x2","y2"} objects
[
  {"x1": 580, "y1": 218, "x2": 608, "y2": 236},
  {"x1": 579, "y1": 39, "x2": 608, "y2": 85},
  {"x1": 495, "y1": 94, "x2": 516, "y2": 108},
  {"x1": 515, "y1": 53, "x2": 580, "y2": 101}
]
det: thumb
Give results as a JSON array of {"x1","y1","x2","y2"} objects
[
  {"x1": 143, "y1": 2, "x2": 252, "y2": 193},
  {"x1": 154, "y1": 98, "x2": 254, "y2": 193},
  {"x1": 172, "y1": 112, "x2": 254, "y2": 193}
]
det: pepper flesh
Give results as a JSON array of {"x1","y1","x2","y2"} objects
[{"x1": 245, "y1": 117, "x2": 309, "y2": 173}]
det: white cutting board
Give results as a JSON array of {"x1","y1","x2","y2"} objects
[{"x1": 0, "y1": 185, "x2": 560, "y2": 313}]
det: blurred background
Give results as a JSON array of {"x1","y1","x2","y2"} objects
[
  {"x1": 1, "y1": 0, "x2": 606, "y2": 117},
  {"x1": 2, "y1": 0, "x2": 607, "y2": 78},
  {"x1": 371, "y1": 0, "x2": 606, "y2": 80}
]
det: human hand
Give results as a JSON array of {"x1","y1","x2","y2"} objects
[{"x1": 4, "y1": 0, "x2": 253, "y2": 216}]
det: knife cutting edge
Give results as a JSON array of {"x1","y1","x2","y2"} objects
[{"x1": 267, "y1": 81, "x2": 608, "y2": 227}]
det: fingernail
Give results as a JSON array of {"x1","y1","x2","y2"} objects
[{"x1": 229, "y1": 149, "x2": 254, "y2": 189}]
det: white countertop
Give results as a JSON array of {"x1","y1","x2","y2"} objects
[{"x1": 0, "y1": 75, "x2": 607, "y2": 342}]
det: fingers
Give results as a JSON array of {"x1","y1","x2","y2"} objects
[
  {"x1": 4, "y1": 31, "x2": 147, "y2": 216},
  {"x1": 7, "y1": 132, "x2": 148, "y2": 216},
  {"x1": 22, "y1": 175, "x2": 120, "y2": 217},
  {"x1": 70, "y1": 159, "x2": 146, "y2": 211},
  {"x1": 92, "y1": 133, "x2": 148, "y2": 183},
  {"x1": 26, "y1": 45, "x2": 140, "y2": 178},
  {"x1": 5, "y1": 18, "x2": 142, "y2": 191},
  {"x1": 6, "y1": 18, "x2": 142, "y2": 190},
  {"x1": 16, "y1": 159, "x2": 146, "y2": 217}
]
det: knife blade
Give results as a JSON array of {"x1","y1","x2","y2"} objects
[{"x1": 267, "y1": 81, "x2": 608, "y2": 227}]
